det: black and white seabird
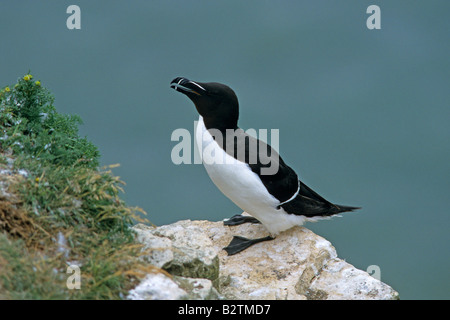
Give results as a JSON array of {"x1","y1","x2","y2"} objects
[{"x1": 170, "y1": 77, "x2": 360, "y2": 255}]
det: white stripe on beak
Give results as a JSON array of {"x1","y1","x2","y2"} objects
[{"x1": 189, "y1": 81, "x2": 206, "y2": 92}]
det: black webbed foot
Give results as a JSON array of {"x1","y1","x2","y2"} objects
[
  {"x1": 223, "y1": 214, "x2": 261, "y2": 226},
  {"x1": 223, "y1": 235, "x2": 274, "y2": 255}
]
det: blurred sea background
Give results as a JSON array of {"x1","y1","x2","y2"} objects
[{"x1": 1, "y1": 1, "x2": 449, "y2": 299}]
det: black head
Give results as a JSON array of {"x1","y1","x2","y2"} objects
[{"x1": 170, "y1": 77, "x2": 239, "y2": 131}]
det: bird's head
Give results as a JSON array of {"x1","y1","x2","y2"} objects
[{"x1": 170, "y1": 77, "x2": 239, "y2": 130}]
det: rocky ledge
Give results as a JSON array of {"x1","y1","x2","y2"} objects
[{"x1": 128, "y1": 217, "x2": 399, "y2": 300}]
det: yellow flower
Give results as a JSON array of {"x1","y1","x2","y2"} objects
[
  {"x1": 35, "y1": 177, "x2": 40, "y2": 182},
  {"x1": 35, "y1": 81, "x2": 41, "y2": 86},
  {"x1": 4, "y1": 87, "x2": 10, "y2": 92},
  {"x1": 23, "y1": 74, "x2": 33, "y2": 81}
]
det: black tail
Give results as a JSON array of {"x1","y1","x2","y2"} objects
[
  {"x1": 331, "y1": 204, "x2": 361, "y2": 214},
  {"x1": 335, "y1": 204, "x2": 361, "y2": 213},
  {"x1": 280, "y1": 180, "x2": 361, "y2": 217}
]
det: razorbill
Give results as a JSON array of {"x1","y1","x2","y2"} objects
[{"x1": 170, "y1": 77, "x2": 360, "y2": 255}]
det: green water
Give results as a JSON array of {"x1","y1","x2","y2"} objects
[{"x1": 1, "y1": 1, "x2": 449, "y2": 299}]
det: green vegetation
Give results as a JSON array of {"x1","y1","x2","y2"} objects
[
  {"x1": 0, "y1": 74, "x2": 99, "y2": 168},
  {"x1": 0, "y1": 74, "x2": 151, "y2": 299}
]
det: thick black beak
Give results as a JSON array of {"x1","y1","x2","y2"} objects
[{"x1": 170, "y1": 77, "x2": 205, "y2": 96}]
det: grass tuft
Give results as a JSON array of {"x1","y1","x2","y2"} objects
[{"x1": 0, "y1": 74, "x2": 153, "y2": 299}]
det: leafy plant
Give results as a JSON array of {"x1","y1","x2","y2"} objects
[
  {"x1": 0, "y1": 74, "x2": 152, "y2": 300},
  {"x1": 0, "y1": 74, "x2": 99, "y2": 168}
]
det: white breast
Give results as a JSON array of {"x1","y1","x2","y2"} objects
[{"x1": 195, "y1": 116, "x2": 309, "y2": 234}]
